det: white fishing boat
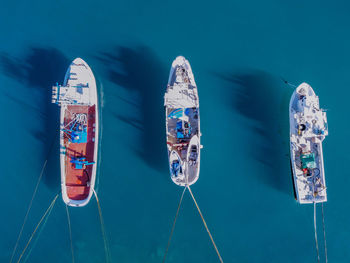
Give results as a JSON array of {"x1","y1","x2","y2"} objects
[
  {"x1": 164, "y1": 56, "x2": 202, "y2": 186},
  {"x1": 52, "y1": 58, "x2": 99, "y2": 207},
  {"x1": 289, "y1": 83, "x2": 328, "y2": 204}
]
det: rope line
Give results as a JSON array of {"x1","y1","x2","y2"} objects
[
  {"x1": 22, "y1": 196, "x2": 56, "y2": 263},
  {"x1": 65, "y1": 205, "x2": 75, "y2": 263},
  {"x1": 313, "y1": 202, "x2": 320, "y2": 263},
  {"x1": 9, "y1": 160, "x2": 47, "y2": 263},
  {"x1": 162, "y1": 187, "x2": 187, "y2": 263},
  {"x1": 281, "y1": 77, "x2": 297, "y2": 89},
  {"x1": 16, "y1": 193, "x2": 59, "y2": 263},
  {"x1": 9, "y1": 132, "x2": 57, "y2": 263},
  {"x1": 94, "y1": 190, "x2": 111, "y2": 263},
  {"x1": 187, "y1": 186, "x2": 223, "y2": 263},
  {"x1": 321, "y1": 203, "x2": 328, "y2": 263}
]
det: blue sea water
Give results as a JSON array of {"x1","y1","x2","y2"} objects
[{"x1": 1, "y1": 0, "x2": 350, "y2": 262}]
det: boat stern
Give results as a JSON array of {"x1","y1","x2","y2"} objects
[{"x1": 61, "y1": 186, "x2": 94, "y2": 207}]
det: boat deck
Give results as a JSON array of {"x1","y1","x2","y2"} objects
[
  {"x1": 63, "y1": 105, "x2": 96, "y2": 200},
  {"x1": 291, "y1": 139, "x2": 326, "y2": 203},
  {"x1": 166, "y1": 107, "x2": 200, "y2": 185},
  {"x1": 289, "y1": 84, "x2": 327, "y2": 204},
  {"x1": 165, "y1": 57, "x2": 201, "y2": 186}
]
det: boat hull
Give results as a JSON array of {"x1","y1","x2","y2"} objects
[
  {"x1": 169, "y1": 150, "x2": 185, "y2": 183},
  {"x1": 289, "y1": 83, "x2": 327, "y2": 204},
  {"x1": 165, "y1": 56, "x2": 201, "y2": 186},
  {"x1": 58, "y1": 58, "x2": 99, "y2": 207}
]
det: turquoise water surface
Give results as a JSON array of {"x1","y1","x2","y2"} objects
[{"x1": 1, "y1": 1, "x2": 350, "y2": 262}]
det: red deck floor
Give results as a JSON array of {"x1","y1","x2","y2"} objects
[{"x1": 63, "y1": 105, "x2": 96, "y2": 200}]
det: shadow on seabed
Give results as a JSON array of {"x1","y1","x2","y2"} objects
[
  {"x1": 0, "y1": 47, "x2": 70, "y2": 189},
  {"x1": 98, "y1": 45, "x2": 169, "y2": 174},
  {"x1": 216, "y1": 69, "x2": 292, "y2": 194}
]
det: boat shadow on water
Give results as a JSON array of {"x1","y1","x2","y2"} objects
[
  {"x1": 98, "y1": 45, "x2": 168, "y2": 174},
  {"x1": 0, "y1": 47, "x2": 70, "y2": 189},
  {"x1": 218, "y1": 70, "x2": 292, "y2": 194}
]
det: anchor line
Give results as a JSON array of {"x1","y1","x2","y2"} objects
[
  {"x1": 22, "y1": 197, "x2": 56, "y2": 263},
  {"x1": 9, "y1": 160, "x2": 47, "y2": 263},
  {"x1": 93, "y1": 190, "x2": 111, "y2": 263},
  {"x1": 162, "y1": 187, "x2": 187, "y2": 263},
  {"x1": 187, "y1": 186, "x2": 223, "y2": 263},
  {"x1": 314, "y1": 202, "x2": 320, "y2": 263},
  {"x1": 65, "y1": 205, "x2": 75, "y2": 263},
  {"x1": 9, "y1": 132, "x2": 58, "y2": 263},
  {"x1": 16, "y1": 193, "x2": 59, "y2": 263},
  {"x1": 281, "y1": 77, "x2": 297, "y2": 89},
  {"x1": 321, "y1": 203, "x2": 328, "y2": 263}
]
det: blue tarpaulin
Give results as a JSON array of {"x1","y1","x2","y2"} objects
[
  {"x1": 168, "y1": 108, "x2": 183, "y2": 119},
  {"x1": 70, "y1": 157, "x2": 95, "y2": 170},
  {"x1": 71, "y1": 127, "x2": 88, "y2": 143},
  {"x1": 168, "y1": 108, "x2": 191, "y2": 119}
]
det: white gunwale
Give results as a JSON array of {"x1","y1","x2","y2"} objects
[
  {"x1": 55, "y1": 58, "x2": 99, "y2": 207},
  {"x1": 165, "y1": 56, "x2": 201, "y2": 187},
  {"x1": 289, "y1": 82, "x2": 328, "y2": 204}
]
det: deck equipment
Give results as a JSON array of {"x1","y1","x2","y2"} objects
[
  {"x1": 52, "y1": 58, "x2": 99, "y2": 207},
  {"x1": 163, "y1": 56, "x2": 222, "y2": 263}
]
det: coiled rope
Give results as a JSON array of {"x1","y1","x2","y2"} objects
[
  {"x1": 162, "y1": 187, "x2": 187, "y2": 263},
  {"x1": 321, "y1": 203, "x2": 328, "y2": 263},
  {"x1": 65, "y1": 205, "x2": 75, "y2": 263},
  {"x1": 16, "y1": 193, "x2": 59, "y2": 263},
  {"x1": 187, "y1": 186, "x2": 223, "y2": 263},
  {"x1": 93, "y1": 190, "x2": 111, "y2": 263},
  {"x1": 313, "y1": 202, "x2": 320, "y2": 263}
]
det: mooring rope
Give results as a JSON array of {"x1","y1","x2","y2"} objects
[
  {"x1": 93, "y1": 190, "x2": 111, "y2": 263},
  {"x1": 16, "y1": 193, "x2": 59, "y2": 263},
  {"x1": 9, "y1": 160, "x2": 48, "y2": 263},
  {"x1": 313, "y1": 202, "x2": 320, "y2": 263},
  {"x1": 187, "y1": 186, "x2": 223, "y2": 263},
  {"x1": 321, "y1": 203, "x2": 328, "y2": 263},
  {"x1": 281, "y1": 78, "x2": 297, "y2": 89},
  {"x1": 10, "y1": 133, "x2": 57, "y2": 263},
  {"x1": 65, "y1": 205, "x2": 75, "y2": 263},
  {"x1": 22, "y1": 196, "x2": 56, "y2": 263},
  {"x1": 162, "y1": 187, "x2": 187, "y2": 263}
]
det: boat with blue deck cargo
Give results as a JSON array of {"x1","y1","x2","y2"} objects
[
  {"x1": 52, "y1": 58, "x2": 99, "y2": 207},
  {"x1": 165, "y1": 56, "x2": 202, "y2": 186}
]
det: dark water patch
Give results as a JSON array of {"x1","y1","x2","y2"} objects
[
  {"x1": 98, "y1": 46, "x2": 168, "y2": 174},
  {"x1": 0, "y1": 54, "x2": 27, "y2": 81},
  {"x1": 3, "y1": 92, "x2": 45, "y2": 118},
  {"x1": 0, "y1": 47, "x2": 70, "y2": 188},
  {"x1": 217, "y1": 70, "x2": 292, "y2": 194},
  {"x1": 30, "y1": 130, "x2": 48, "y2": 142},
  {"x1": 113, "y1": 113, "x2": 144, "y2": 131},
  {"x1": 115, "y1": 94, "x2": 140, "y2": 108}
]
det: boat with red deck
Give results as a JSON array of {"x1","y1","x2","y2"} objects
[{"x1": 52, "y1": 58, "x2": 99, "y2": 207}]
